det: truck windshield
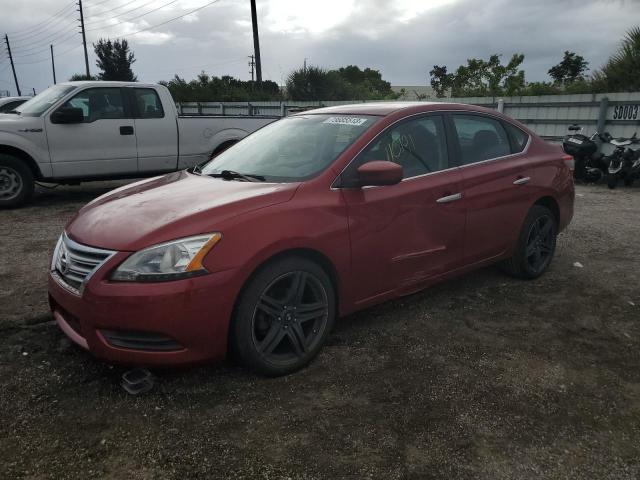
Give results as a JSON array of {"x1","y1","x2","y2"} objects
[
  {"x1": 15, "y1": 85, "x2": 76, "y2": 117},
  {"x1": 201, "y1": 114, "x2": 378, "y2": 182}
]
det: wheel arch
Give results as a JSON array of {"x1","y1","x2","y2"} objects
[
  {"x1": 238, "y1": 247, "x2": 340, "y2": 309},
  {"x1": 532, "y1": 195, "x2": 560, "y2": 225},
  {"x1": 0, "y1": 145, "x2": 42, "y2": 180}
]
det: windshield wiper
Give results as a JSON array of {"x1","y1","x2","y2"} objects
[
  {"x1": 207, "y1": 170, "x2": 265, "y2": 182},
  {"x1": 6, "y1": 110, "x2": 20, "y2": 115}
]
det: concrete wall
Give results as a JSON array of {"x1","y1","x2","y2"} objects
[{"x1": 178, "y1": 92, "x2": 640, "y2": 141}]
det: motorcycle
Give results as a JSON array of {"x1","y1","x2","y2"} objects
[
  {"x1": 606, "y1": 133, "x2": 640, "y2": 189},
  {"x1": 562, "y1": 124, "x2": 611, "y2": 183}
]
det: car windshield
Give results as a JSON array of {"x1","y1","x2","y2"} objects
[
  {"x1": 201, "y1": 114, "x2": 378, "y2": 182},
  {"x1": 15, "y1": 85, "x2": 76, "y2": 116}
]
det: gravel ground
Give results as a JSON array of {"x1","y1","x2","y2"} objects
[{"x1": 0, "y1": 182, "x2": 639, "y2": 480}]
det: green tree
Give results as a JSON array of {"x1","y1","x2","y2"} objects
[
  {"x1": 548, "y1": 51, "x2": 589, "y2": 84},
  {"x1": 159, "y1": 72, "x2": 281, "y2": 102},
  {"x1": 429, "y1": 53, "x2": 525, "y2": 97},
  {"x1": 595, "y1": 26, "x2": 640, "y2": 92},
  {"x1": 429, "y1": 65, "x2": 454, "y2": 97},
  {"x1": 285, "y1": 64, "x2": 398, "y2": 101},
  {"x1": 94, "y1": 38, "x2": 137, "y2": 81},
  {"x1": 69, "y1": 73, "x2": 98, "y2": 81}
]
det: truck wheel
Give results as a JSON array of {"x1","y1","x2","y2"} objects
[{"x1": 0, "y1": 154, "x2": 34, "y2": 208}]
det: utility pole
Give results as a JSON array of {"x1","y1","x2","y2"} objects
[
  {"x1": 50, "y1": 45, "x2": 57, "y2": 84},
  {"x1": 78, "y1": 0, "x2": 90, "y2": 78},
  {"x1": 248, "y1": 55, "x2": 255, "y2": 83},
  {"x1": 304, "y1": 58, "x2": 307, "y2": 72},
  {"x1": 4, "y1": 34, "x2": 21, "y2": 96},
  {"x1": 249, "y1": 0, "x2": 262, "y2": 86}
]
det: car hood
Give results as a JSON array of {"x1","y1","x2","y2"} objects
[{"x1": 66, "y1": 170, "x2": 299, "y2": 251}]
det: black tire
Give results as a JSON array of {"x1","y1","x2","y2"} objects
[
  {"x1": 607, "y1": 175, "x2": 618, "y2": 189},
  {"x1": 624, "y1": 177, "x2": 634, "y2": 187},
  {"x1": 230, "y1": 256, "x2": 336, "y2": 376},
  {"x1": 500, "y1": 205, "x2": 557, "y2": 280},
  {"x1": 0, "y1": 154, "x2": 34, "y2": 208}
]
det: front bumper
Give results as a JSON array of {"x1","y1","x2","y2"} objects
[{"x1": 48, "y1": 253, "x2": 243, "y2": 366}]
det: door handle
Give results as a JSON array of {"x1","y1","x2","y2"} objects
[
  {"x1": 436, "y1": 193, "x2": 463, "y2": 204},
  {"x1": 513, "y1": 176, "x2": 530, "y2": 185},
  {"x1": 119, "y1": 126, "x2": 134, "y2": 135}
]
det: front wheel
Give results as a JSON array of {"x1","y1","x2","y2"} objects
[
  {"x1": 0, "y1": 154, "x2": 34, "y2": 208},
  {"x1": 607, "y1": 175, "x2": 618, "y2": 189},
  {"x1": 230, "y1": 256, "x2": 336, "y2": 376},
  {"x1": 501, "y1": 205, "x2": 557, "y2": 279}
]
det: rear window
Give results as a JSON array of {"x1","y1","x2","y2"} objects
[{"x1": 504, "y1": 122, "x2": 529, "y2": 153}]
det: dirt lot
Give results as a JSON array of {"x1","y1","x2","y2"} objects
[{"x1": 0, "y1": 183, "x2": 639, "y2": 480}]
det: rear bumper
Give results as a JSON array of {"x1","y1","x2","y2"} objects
[{"x1": 48, "y1": 261, "x2": 243, "y2": 367}]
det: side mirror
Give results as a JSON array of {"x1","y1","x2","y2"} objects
[
  {"x1": 51, "y1": 107, "x2": 85, "y2": 124},
  {"x1": 356, "y1": 161, "x2": 403, "y2": 187}
]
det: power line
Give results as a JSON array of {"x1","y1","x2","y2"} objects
[
  {"x1": 84, "y1": 0, "x2": 122, "y2": 8},
  {"x1": 7, "y1": 16, "x2": 76, "y2": 46},
  {"x1": 14, "y1": 43, "x2": 82, "y2": 66},
  {"x1": 10, "y1": 31, "x2": 80, "y2": 56},
  {"x1": 85, "y1": 0, "x2": 152, "y2": 20},
  {"x1": 99, "y1": 0, "x2": 223, "y2": 37},
  {"x1": 85, "y1": 0, "x2": 182, "y2": 32},
  {"x1": 4, "y1": 0, "x2": 77, "y2": 36}
]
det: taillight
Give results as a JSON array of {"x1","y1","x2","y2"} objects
[{"x1": 562, "y1": 154, "x2": 575, "y2": 172}]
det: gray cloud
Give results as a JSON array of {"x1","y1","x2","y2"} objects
[{"x1": 1, "y1": 0, "x2": 638, "y2": 95}]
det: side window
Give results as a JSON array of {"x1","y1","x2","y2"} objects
[
  {"x1": 133, "y1": 88, "x2": 164, "y2": 118},
  {"x1": 503, "y1": 122, "x2": 529, "y2": 153},
  {"x1": 0, "y1": 100, "x2": 24, "y2": 113},
  {"x1": 61, "y1": 88, "x2": 126, "y2": 122},
  {"x1": 353, "y1": 115, "x2": 449, "y2": 181},
  {"x1": 452, "y1": 114, "x2": 511, "y2": 164}
]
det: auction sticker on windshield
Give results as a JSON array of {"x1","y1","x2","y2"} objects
[{"x1": 323, "y1": 117, "x2": 369, "y2": 126}]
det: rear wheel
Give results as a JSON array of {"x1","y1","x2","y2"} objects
[
  {"x1": 0, "y1": 154, "x2": 34, "y2": 208},
  {"x1": 230, "y1": 256, "x2": 336, "y2": 376},
  {"x1": 607, "y1": 175, "x2": 618, "y2": 189},
  {"x1": 624, "y1": 177, "x2": 634, "y2": 187},
  {"x1": 501, "y1": 205, "x2": 557, "y2": 279}
]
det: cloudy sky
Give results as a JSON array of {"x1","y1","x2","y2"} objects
[{"x1": 0, "y1": 0, "x2": 638, "y2": 96}]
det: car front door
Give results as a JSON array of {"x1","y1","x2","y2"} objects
[
  {"x1": 46, "y1": 87, "x2": 138, "y2": 178},
  {"x1": 339, "y1": 114, "x2": 465, "y2": 304},
  {"x1": 450, "y1": 113, "x2": 535, "y2": 265}
]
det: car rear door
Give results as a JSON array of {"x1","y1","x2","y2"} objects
[
  {"x1": 127, "y1": 87, "x2": 179, "y2": 173},
  {"x1": 46, "y1": 87, "x2": 138, "y2": 178},
  {"x1": 340, "y1": 114, "x2": 465, "y2": 303},
  {"x1": 449, "y1": 113, "x2": 535, "y2": 265}
]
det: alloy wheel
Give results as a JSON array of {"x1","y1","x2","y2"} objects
[
  {"x1": 525, "y1": 214, "x2": 554, "y2": 273},
  {"x1": 251, "y1": 270, "x2": 329, "y2": 367}
]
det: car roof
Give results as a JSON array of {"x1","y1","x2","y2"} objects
[
  {"x1": 58, "y1": 81, "x2": 160, "y2": 89},
  {"x1": 299, "y1": 101, "x2": 494, "y2": 117},
  {"x1": 0, "y1": 96, "x2": 30, "y2": 102}
]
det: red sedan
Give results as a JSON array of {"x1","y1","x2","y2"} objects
[{"x1": 48, "y1": 102, "x2": 574, "y2": 376}]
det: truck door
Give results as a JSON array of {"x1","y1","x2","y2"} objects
[
  {"x1": 128, "y1": 87, "x2": 179, "y2": 173},
  {"x1": 46, "y1": 87, "x2": 138, "y2": 178}
]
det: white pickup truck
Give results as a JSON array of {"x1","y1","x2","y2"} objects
[{"x1": 0, "y1": 81, "x2": 279, "y2": 207}]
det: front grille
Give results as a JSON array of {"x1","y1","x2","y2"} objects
[{"x1": 52, "y1": 233, "x2": 116, "y2": 294}]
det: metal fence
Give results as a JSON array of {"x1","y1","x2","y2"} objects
[{"x1": 177, "y1": 92, "x2": 640, "y2": 142}]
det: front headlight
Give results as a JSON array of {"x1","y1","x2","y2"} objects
[{"x1": 111, "y1": 233, "x2": 222, "y2": 282}]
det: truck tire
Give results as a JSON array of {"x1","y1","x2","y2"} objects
[{"x1": 0, "y1": 154, "x2": 34, "y2": 208}]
